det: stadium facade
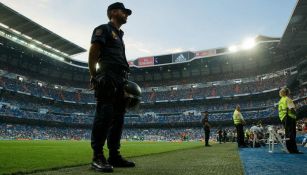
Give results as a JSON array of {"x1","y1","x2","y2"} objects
[{"x1": 0, "y1": 1, "x2": 307, "y2": 140}]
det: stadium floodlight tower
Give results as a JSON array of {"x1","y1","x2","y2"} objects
[{"x1": 228, "y1": 37, "x2": 256, "y2": 52}]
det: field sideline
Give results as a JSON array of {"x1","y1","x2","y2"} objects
[{"x1": 0, "y1": 140, "x2": 206, "y2": 174}]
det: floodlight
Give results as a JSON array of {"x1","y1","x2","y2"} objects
[
  {"x1": 228, "y1": 45, "x2": 238, "y2": 52},
  {"x1": 242, "y1": 37, "x2": 256, "y2": 50}
]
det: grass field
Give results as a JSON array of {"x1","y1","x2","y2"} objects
[
  {"x1": 34, "y1": 143, "x2": 243, "y2": 175},
  {"x1": 0, "y1": 140, "x2": 204, "y2": 175}
]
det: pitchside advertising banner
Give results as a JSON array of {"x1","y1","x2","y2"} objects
[
  {"x1": 128, "y1": 61, "x2": 135, "y2": 66},
  {"x1": 135, "y1": 50, "x2": 216, "y2": 67},
  {"x1": 152, "y1": 52, "x2": 196, "y2": 65},
  {"x1": 154, "y1": 55, "x2": 173, "y2": 65},
  {"x1": 194, "y1": 49, "x2": 216, "y2": 57},
  {"x1": 172, "y1": 52, "x2": 189, "y2": 63},
  {"x1": 138, "y1": 57, "x2": 154, "y2": 67}
]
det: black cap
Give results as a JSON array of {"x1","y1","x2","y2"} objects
[{"x1": 108, "y1": 2, "x2": 132, "y2": 16}]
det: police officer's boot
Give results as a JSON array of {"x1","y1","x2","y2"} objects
[
  {"x1": 92, "y1": 153, "x2": 114, "y2": 172},
  {"x1": 108, "y1": 150, "x2": 135, "y2": 167}
]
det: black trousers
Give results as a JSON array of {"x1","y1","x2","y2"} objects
[
  {"x1": 282, "y1": 116, "x2": 298, "y2": 153},
  {"x1": 204, "y1": 129, "x2": 210, "y2": 145},
  {"x1": 91, "y1": 71, "x2": 127, "y2": 158},
  {"x1": 218, "y1": 134, "x2": 222, "y2": 143},
  {"x1": 235, "y1": 124, "x2": 245, "y2": 147}
]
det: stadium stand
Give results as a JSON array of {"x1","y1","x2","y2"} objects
[{"x1": 0, "y1": 2, "x2": 307, "y2": 141}]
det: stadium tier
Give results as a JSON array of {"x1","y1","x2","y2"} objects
[
  {"x1": 0, "y1": 69, "x2": 293, "y2": 103},
  {"x1": 1, "y1": 67, "x2": 306, "y2": 127},
  {"x1": 1, "y1": 34, "x2": 307, "y2": 127},
  {"x1": 0, "y1": 1, "x2": 307, "y2": 135},
  {"x1": 1, "y1": 122, "x2": 306, "y2": 142}
]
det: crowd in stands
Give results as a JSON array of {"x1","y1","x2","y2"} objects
[
  {"x1": 0, "y1": 102, "x2": 277, "y2": 125},
  {"x1": 297, "y1": 118, "x2": 307, "y2": 133},
  {"x1": 142, "y1": 75, "x2": 288, "y2": 102},
  {"x1": 0, "y1": 68, "x2": 305, "y2": 132},
  {"x1": 1, "y1": 86, "x2": 306, "y2": 125},
  {"x1": 2, "y1": 120, "x2": 305, "y2": 141},
  {"x1": 137, "y1": 62, "x2": 293, "y2": 88},
  {"x1": 0, "y1": 123, "x2": 234, "y2": 141},
  {"x1": 0, "y1": 73, "x2": 289, "y2": 103},
  {"x1": 0, "y1": 76, "x2": 92, "y2": 103},
  {"x1": 0, "y1": 91, "x2": 94, "y2": 115},
  {"x1": 125, "y1": 108, "x2": 277, "y2": 125},
  {"x1": 1, "y1": 88, "x2": 279, "y2": 114},
  {"x1": 0, "y1": 105, "x2": 92, "y2": 124},
  {"x1": 0, "y1": 123, "x2": 90, "y2": 140},
  {"x1": 133, "y1": 99, "x2": 277, "y2": 114}
]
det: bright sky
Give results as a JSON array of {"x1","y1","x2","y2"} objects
[{"x1": 1, "y1": 0, "x2": 297, "y2": 62}]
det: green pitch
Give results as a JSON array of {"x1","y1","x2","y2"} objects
[
  {"x1": 0, "y1": 141, "x2": 243, "y2": 175},
  {"x1": 0, "y1": 140, "x2": 202, "y2": 174}
]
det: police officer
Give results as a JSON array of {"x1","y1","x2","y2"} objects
[
  {"x1": 88, "y1": 2, "x2": 135, "y2": 172},
  {"x1": 223, "y1": 129, "x2": 227, "y2": 143},
  {"x1": 217, "y1": 127, "x2": 223, "y2": 144},
  {"x1": 278, "y1": 88, "x2": 303, "y2": 154},
  {"x1": 201, "y1": 111, "x2": 211, "y2": 147},
  {"x1": 233, "y1": 105, "x2": 247, "y2": 148}
]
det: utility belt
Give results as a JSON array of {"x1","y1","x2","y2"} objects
[
  {"x1": 94, "y1": 64, "x2": 128, "y2": 104},
  {"x1": 97, "y1": 63, "x2": 129, "y2": 79}
]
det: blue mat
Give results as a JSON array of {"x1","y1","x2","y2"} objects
[{"x1": 239, "y1": 145, "x2": 307, "y2": 175}]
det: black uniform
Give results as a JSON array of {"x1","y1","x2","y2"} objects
[
  {"x1": 202, "y1": 116, "x2": 210, "y2": 146},
  {"x1": 283, "y1": 116, "x2": 299, "y2": 153},
  {"x1": 223, "y1": 130, "x2": 227, "y2": 143},
  {"x1": 235, "y1": 124, "x2": 245, "y2": 147},
  {"x1": 218, "y1": 129, "x2": 223, "y2": 144},
  {"x1": 90, "y1": 22, "x2": 129, "y2": 159}
]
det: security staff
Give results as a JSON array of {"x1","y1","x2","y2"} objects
[
  {"x1": 223, "y1": 129, "x2": 227, "y2": 143},
  {"x1": 201, "y1": 111, "x2": 211, "y2": 147},
  {"x1": 278, "y1": 88, "x2": 303, "y2": 154},
  {"x1": 233, "y1": 105, "x2": 247, "y2": 148},
  {"x1": 88, "y1": 2, "x2": 135, "y2": 172},
  {"x1": 217, "y1": 128, "x2": 223, "y2": 144}
]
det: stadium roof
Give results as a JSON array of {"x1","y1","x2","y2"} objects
[
  {"x1": 0, "y1": 2, "x2": 86, "y2": 56},
  {"x1": 279, "y1": 0, "x2": 307, "y2": 48}
]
